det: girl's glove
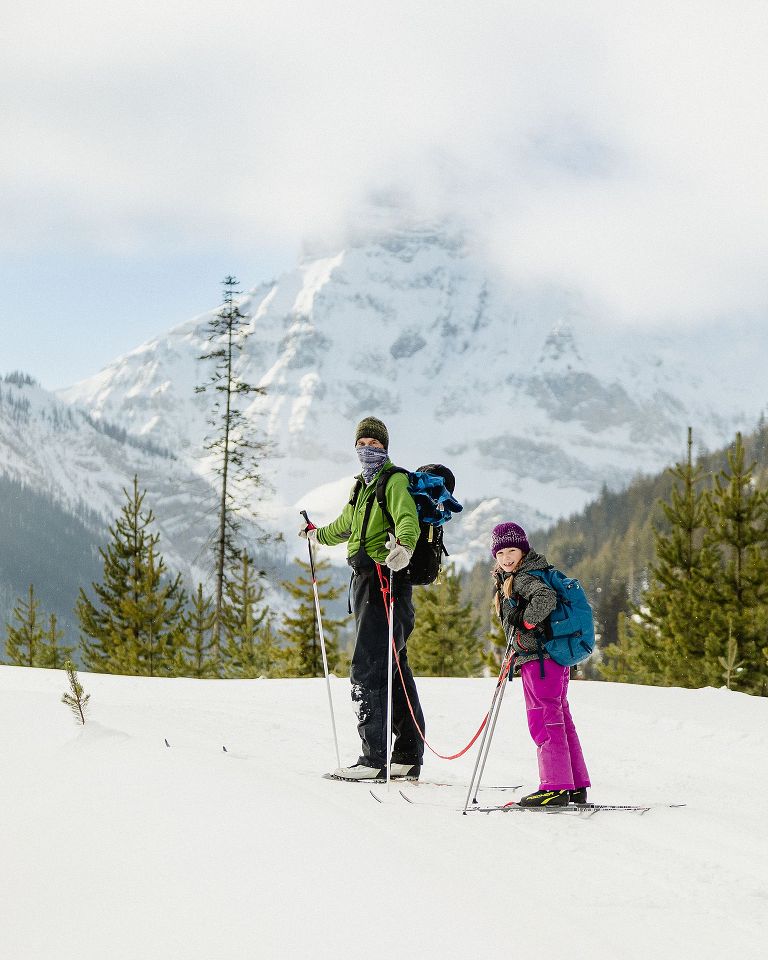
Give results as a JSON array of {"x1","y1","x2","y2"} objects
[
  {"x1": 508, "y1": 604, "x2": 526, "y2": 628},
  {"x1": 509, "y1": 604, "x2": 536, "y2": 632},
  {"x1": 385, "y1": 533, "x2": 412, "y2": 572}
]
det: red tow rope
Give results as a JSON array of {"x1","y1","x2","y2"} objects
[{"x1": 374, "y1": 563, "x2": 511, "y2": 761}]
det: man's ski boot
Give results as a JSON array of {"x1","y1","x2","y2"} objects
[
  {"x1": 389, "y1": 762, "x2": 420, "y2": 781},
  {"x1": 569, "y1": 787, "x2": 588, "y2": 804},
  {"x1": 327, "y1": 763, "x2": 383, "y2": 781}
]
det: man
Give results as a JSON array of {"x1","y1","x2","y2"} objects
[{"x1": 299, "y1": 416, "x2": 426, "y2": 780}]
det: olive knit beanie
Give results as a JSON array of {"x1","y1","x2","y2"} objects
[{"x1": 354, "y1": 416, "x2": 389, "y2": 449}]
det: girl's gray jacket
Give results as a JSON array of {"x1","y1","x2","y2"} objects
[{"x1": 496, "y1": 551, "x2": 558, "y2": 670}]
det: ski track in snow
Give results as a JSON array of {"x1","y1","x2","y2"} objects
[{"x1": 1, "y1": 667, "x2": 766, "y2": 960}]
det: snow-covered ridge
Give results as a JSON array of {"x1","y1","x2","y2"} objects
[
  {"x1": 41, "y1": 223, "x2": 768, "y2": 562},
  {"x1": 0, "y1": 376, "x2": 220, "y2": 584}
]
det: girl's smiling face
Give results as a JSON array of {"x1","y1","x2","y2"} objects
[{"x1": 495, "y1": 546, "x2": 525, "y2": 573}]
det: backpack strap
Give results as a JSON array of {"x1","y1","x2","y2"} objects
[
  {"x1": 536, "y1": 636, "x2": 546, "y2": 679},
  {"x1": 348, "y1": 478, "x2": 363, "y2": 506},
  {"x1": 357, "y1": 466, "x2": 408, "y2": 555},
  {"x1": 528, "y1": 566, "x2": 556, "y2": 677},
  {"x1": 358, "y1": 491, "x2": 378, "y2": 555},
  {"x1": 374, "y1": 466, "x2": 408, "y2": 534},
  {"x1": 526, "y1": 567, "x2": 557, "y2": 634}
]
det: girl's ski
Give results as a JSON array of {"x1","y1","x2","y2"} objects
[
  {"x1": 467, "y1": 801, "x2": 686, "y2": 814},
  {"x1": 393, "y1": 790, "x2": 685, "y2": 813}
]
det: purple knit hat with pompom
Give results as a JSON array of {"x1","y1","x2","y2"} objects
[{"x1": 490, "y1": 522, "x2": 530, "y2": 558}]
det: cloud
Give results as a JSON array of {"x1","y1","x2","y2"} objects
[{"x1": 2, "y1": 0, "x2": 768, "y2": 323}]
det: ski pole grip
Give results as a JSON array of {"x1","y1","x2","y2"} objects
[{"x1": 300, "y1": 509, "x2": 317, "y2": 531}]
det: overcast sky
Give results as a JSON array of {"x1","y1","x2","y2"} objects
[{"x1": 2, "y1": 0, "x2": 767, "y2": 388}]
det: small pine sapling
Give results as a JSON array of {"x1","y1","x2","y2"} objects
[
  {"x1": 718, "y1": 622, "x2": 745, "y2": 690},
  {"x1": 61, "y1": 660, "x2": 90, "y2": 724}
]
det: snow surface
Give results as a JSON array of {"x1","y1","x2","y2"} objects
[{"x1": 2, "y1": 664, "x2": 766, "y2": 960}]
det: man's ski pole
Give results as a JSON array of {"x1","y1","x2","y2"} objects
[
  {"x1": 463, "y1": 637, "x2": 515, "y2": 813},
  {"x1": 385, "y1": 567, "x2": 395, "y2": 788},
  {"x1": 301, "y1": 510, "x2": 341, "y2": 770}
]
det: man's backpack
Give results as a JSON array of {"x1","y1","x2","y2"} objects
[
  {"x1": 528, "y1": 567, "x2": 595, "y2": 668},
  {"x1": 351, "y1": 463, "x2": 463, "y2": 585}
]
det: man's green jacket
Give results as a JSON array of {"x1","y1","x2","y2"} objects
[{"x1": 316, "y1": 461, "x2": 419, "y2": 564}]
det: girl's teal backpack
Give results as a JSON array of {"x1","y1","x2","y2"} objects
[{"x1": 528, "y1": 566, "x2": 595, "y2": 671}]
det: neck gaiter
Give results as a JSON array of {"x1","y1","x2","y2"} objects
[{"x1": 356, "y1": 445, "x2": 388, "y2": 483}]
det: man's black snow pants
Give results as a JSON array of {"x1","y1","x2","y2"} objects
[{"x1": 348, "y1": 553, "x2": 425, "y2": 769}]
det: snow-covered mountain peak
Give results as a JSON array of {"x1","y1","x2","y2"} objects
[{"x1": 55, "y1": 222, "x2": 766, "y2": 564}]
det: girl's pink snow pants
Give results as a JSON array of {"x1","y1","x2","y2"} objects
[{"x1": 520, "y1": 658, "x2": 590, "y2": 791}]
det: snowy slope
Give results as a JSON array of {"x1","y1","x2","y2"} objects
[
  {"x1": 0, "y1": 378, "x2": 220, "y2": 586},
  {"x1": 58, "y1": 223, "x2": 766, "y2": 565},
  {"x1": 1, "y1": 665, "x2": 766, "y2": 960}
]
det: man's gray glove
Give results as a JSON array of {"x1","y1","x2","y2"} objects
[
  {"x1": 298, "y1": 525, "x2": 318, "y2": 544},
  {"x1": 385, "y1": 533, "x2": 412, "y2": 572}
]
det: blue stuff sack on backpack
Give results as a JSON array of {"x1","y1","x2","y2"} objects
[
  {"x1": 400, "y1": 465, "x2": 462, "y2": 584},
  {"x1": 406, "y1": 467, "x2": 463, "y2": 527},
  {"x1": 368, "y1": 463, "x2": 462, "y2": 585},
  {"x1": 528, "y1": 566, "x2": 595, "y2": 667}
]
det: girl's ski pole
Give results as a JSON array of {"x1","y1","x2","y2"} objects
[
  {"x1": 301, "y1": 510, "x2": 341, "y2": 770},
  {"x1": 463, "y1": 638, "x2": 515, "y2": 813}
]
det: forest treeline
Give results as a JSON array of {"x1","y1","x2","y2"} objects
[
  {"x1": 466, "y1": 417, "x2": 768, "y2": 694},
  {"x1": 5, "y1": 416, "x2": 767, "y2": 694}
]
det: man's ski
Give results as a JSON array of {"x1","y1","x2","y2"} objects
[
  {"x1": 323, "y1": 772, "x2": 521, "y2": 789},
  {"x1": 323, "y1": 772, "x2": 412, "y2": 785},
  {"x1": 407, "y1": 781, "x2": 523, "y2": 792},
  {"x1": 371, "y1": 787, "x2": 521, "y2": 805}
]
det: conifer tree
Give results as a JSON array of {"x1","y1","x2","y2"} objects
[
  {"x1": 703, "y1": 433, "x2": 768, "y2": 694},
  {"x1": 195, "y1": 276, "x2": 270, "y2": 662},
  {"x1": 122, "y1": 539, "x2": 186, "y2": 676},
  {"x1": 280, "y1": 558, "x2": 346, "y2": 677},
  {"x1": 5, "y1": 585, "x2": 44, "y2": 666},
  {"x1": 484, "y1": 615, "x2": 508, "y2": 674},
  {"x1": 221, "y1": 553, "x2": 269, "y2": 678},
  {"x1": 753, "y1": 411, "x2": 768, "y2": 466},
  {"x1": 179, "y1": 584, "x2": 218, "y2": 678},
  {"x1": 718, "y1": 621, "x2": 744, "y2": 689},
  {"x1": 476, "y1": 565, "x2": 508, "y2": 673},
  {"x1": 601, "y1": 428, "x2": 717, "y2": 686},
  {"x1": 256, "y1": 613, "x2": 283, "y2": 679},
  {"x1": 39, "y1": 613, "x2": 74, "y2": 669},
  {"x1": 61, "y1": 660, "x2": 90, "y2": 724},
  {"x1": 4, "y1": 587, "x2": 73, "y2": 669},
  {"x1": 409, "y1": 565, "x2": 484, "y2": 677},
  {"x1": 599, "y1": 611, "x2": 637, "y2": 680},
  {"x1": 78, "y1": 477, "x2": 186, "y2": 675}
]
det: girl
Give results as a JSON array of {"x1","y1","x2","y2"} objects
[{"x1": 491, "y1": 521, "x2": 591, "y2": 807}]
